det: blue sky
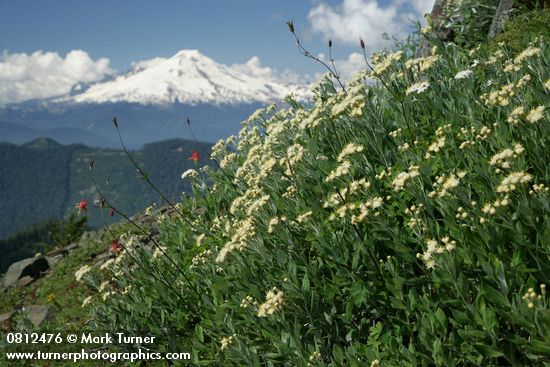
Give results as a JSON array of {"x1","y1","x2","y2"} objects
[{"x1": 0, "y1": 0, "x2": 434, "y2": 104}]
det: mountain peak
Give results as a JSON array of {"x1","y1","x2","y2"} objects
[
  {"x1": 23, "y1": 137, "x2": 62, "y2": 149},
  {"x1": 57, "y1": 50, "x2": 309, "y2": 106},
  {"x1": 173, "y1": 49, "x2": 202, "y2": 59}
]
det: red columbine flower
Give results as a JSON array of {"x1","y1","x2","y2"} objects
[
  {"x1": 109, "y1": 208, "x2": 115, "y2": 217},
  {"x1": 75, "y1": 199, "x2": 88, "y2": 212},
  {"x1": 110, "y1": 239, "x2": 122, "y2": 253},
  {"x1": 188, "y1": 150, "x2": 200, "y2": 162}
]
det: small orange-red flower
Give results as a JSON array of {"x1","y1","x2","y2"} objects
[
  {"x1": 188, "y1": 150, "x2": 200, "y2": 162},
  {"x1": 75, "y1": 199, "x2": 88, "y2": 212},
  {"x1": 110, "y1": 239, "x2": 122, "y2": 253}
]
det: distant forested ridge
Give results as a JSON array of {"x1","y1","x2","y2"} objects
[{"x1": 0, "y1": 137, "x2": 210, "y2": 240}]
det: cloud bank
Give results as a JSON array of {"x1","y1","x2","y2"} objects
[
  {"x1": 231, "y1": 56, "x2": 308, "y2": 85},
  {"x1": 0, "y1": 50, "x2": 113, "y2": 105},
  {"x1": 308, "y1": 0, "x2": 434, "y2": 51}
]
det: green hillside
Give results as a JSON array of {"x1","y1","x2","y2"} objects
[
  {"x1": 0, "y1": 137, "x2": 209, "y2": 273},
  {"x1": 0, "y1": 138, "x2": 79, "y2": 239}
]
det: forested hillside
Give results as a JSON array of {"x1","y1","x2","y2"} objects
[{"x1": 0, "y1": 137, "x2": 209, "y2": 273}]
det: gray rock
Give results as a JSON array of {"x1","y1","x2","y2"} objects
[
  {"x1": 46, "y1": 248, "x2": 69, "y2": 257},
  {"x1": 25, "y1": 305, "x2": 55, "y2": 327},
  {"x1": 46, "y1": 254, "x2": 65, "y2": 267},
  {"x1": 488, "y1": 0, "x2": 515, "y2": 39},
  {"x1": 416, "y1": 0, "x2": 453, "y2": 57},
  {"x1": 0, "y1": 311, "x2": 15, "y2": 330},
  {"x1": 63, "y1": 243, "x2": 79, "y2": 251},
  {"x1": 3, "y1": 257, "x2": 50, "y2": 288},
  {"x1": 16, "y1": 276, "x2": 34, "y2": 288}
]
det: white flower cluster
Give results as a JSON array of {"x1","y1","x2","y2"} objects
[
  {"x1": 428, "y1": 171, "x2": 466, "y2": 198},
  {"x1": 507, "y1": 106, "x2": 525, "y2": 124},
  {"x1": 296, "y1": 211, "x2": 313, "y2": 223},
  {"x1": 240, "y1": 295, "x2": 258, "y2": 309},
  {"x1": 81, "y1": 295, "x2": 93, "y2": 308},
  {"x1": 391, "y1": 165, "x2": 420, "y2": 192},
  {"x1": 331, "y1": 84, "x2": 367, "y2": 117},
  {"x1": 405, "y1": 55, "x2": 439, "y2": 73},
  {"x1": 406, "y1": 81, "x2": 430, "y2": 95},
  {"x1": 326, "y1": 161, "x2": 351, "y2": 182},
  {"x1": 349, "y1": 197, "x2": 384, "y2": 224},
  {"x1": 489, "y1": 144, "x2": 524, "y2": 170},
  {"x1": 257, "y1": 287, "x2": 285, "y2": 317},
  {"x1": 337, "y1": 143, "x2": 364, "y2": 162},
  {"x1": 481, "y1": 83, "x2": 515, "y2": 106},
  {"x1": 454, "y1": 69, "x2": 473, "y2": 80},
  {"x1": 425, "y1": 136, "x2": 445, "y2": 159},
  {"x1": 75, "y1": 265, "x2": 92, "y2": 282},
  {"x1": 389, "y1": 128, "x2": 403, "y2": 138},
  {"x1": 230, "y1": 187, "x2": 269, "y2": 216},
  {"x1": 152, "y1": 246, "x2": 167, "y2": 259},
  {"x1": 455, "y1": 206, "x2": 469, "y2": 221},
  {"x1": 405, "y1": 204, "x2": 425, "y2": 230},
  {"x1": 372, "y1": 50, "x2": 404, "y2": 75},
  {"x1": 216, "y1": 217, "x2": 256, "y2": 263},
  {"x1": 416, "y1": 236, "x2": 456, "y2": 269},
  {"x1": 181, "y1": 169, "x2": 198, "y2": 179},
  {"x1": 529, "y1": 183, "x2": 549, "y2": 195},
  {"x1": 496, "y1": 171, "x2": 533, "y2": 193},
  {"x1": 191, "y1": 249, "x2": 212, "y2": 268},
  {"x1": 503, "y1": 45, "x2": 541, "y2": 73},
  {"x1": 526, "y1": 106, "x2": 545, "y2": 123},
  {"x1": 220, "y1": 335, "x2": 236, "y2": 351},
  {"x1": 481, "y1": 195, "x2": 510, "y2": 219},
  {"x1": 307, "y1": 351, "x2": 322, "y2": 366}
]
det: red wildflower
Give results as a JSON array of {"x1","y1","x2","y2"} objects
[
  {"x1": 75, "y1": 199, "x2": 88, "y2": 212},
  {"x1": 109, "y1": 208, "x2": 115, "y2": 217},
  {"x1": 110, "y1": 239, "x2": 122, "y2": 253},
  {"x1": 188, "y1": 150, "x2": 200, "y2": 162}
]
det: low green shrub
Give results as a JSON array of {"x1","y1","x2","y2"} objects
[{"x1": 492, "y1": 8, "x2": 550, "y2": 52}]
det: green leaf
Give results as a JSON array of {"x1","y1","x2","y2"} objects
[
  {"x1": 302, "y1": 273, "x2": 310, "y2": 293},
  {"x1": 481, "y1": 284, "x2": 509, "y2": 309},
  {"x1": 524, "y1": 340, "x2": 550, "y2": 355},
  {"x1": 473, "y1": 343, "x2": 504, "y2": 358},
  {"x1": 195, "y1": 324, "x2": 204, "y2": 343}
]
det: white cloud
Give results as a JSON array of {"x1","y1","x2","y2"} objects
[
  {"x1": 0, "y1": 50, "x2": 113, "y2": 105},
  {"x1": 308, "y1": 0, "x2": 434, "y2": 51},
  {"x1": 318, "y1": 52, "x2": 366, "y2": 81},
  {"x1": 230, "y1": 56, "x2": 310, "y2": 85}
]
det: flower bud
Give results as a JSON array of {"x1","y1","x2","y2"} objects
[
  {"x1": 112, "y1": 116, "x2": 118, "y2": 127},
  {"x1": 360, "y1": 37, "x2": 365, "y2": 50},
  {"x1": 286, "y1": 21, "x2": 295, "y2": 33},
  {"x1": 328, "y1": 39, "x2": 332, "y2": 48}
]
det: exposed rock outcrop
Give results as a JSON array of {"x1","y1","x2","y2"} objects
[
  {"x1": 25, "y1": 305, "x2": 55, "y2": 327},
  {"x1": 3, "y1": 257, "x2": 50, "y2": 289},
  {"x1": 488, "y1": 0, "x2": 515, "y2": 39}
]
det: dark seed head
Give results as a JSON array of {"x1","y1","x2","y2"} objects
[
  {"x1": 360, "y1": 37, "x2": 365, "y2": 50},
  {"x1": 328, "y1": 39, "x2": 332, "y2": 48},
  {"x1": 112, "y1": 116, "x2": 118, "y2": 127},
  {"x1": 287, "y1": 21, "x2": 295, "y2": 33},
  {"x1": 89, "y1": 160, "x2": 95, "y2": 170}
]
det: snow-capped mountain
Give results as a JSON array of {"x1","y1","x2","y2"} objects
[
  {"x1": 1, "y1": 50, "x2": 311, "y2": 148},
  {"x1": 58, "y1": 50, "x2": 309, "y2": 105}
]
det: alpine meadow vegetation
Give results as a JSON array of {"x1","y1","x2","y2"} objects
[{"x1": 76, "y1": 17, "x2": 550, "y2": 367}]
